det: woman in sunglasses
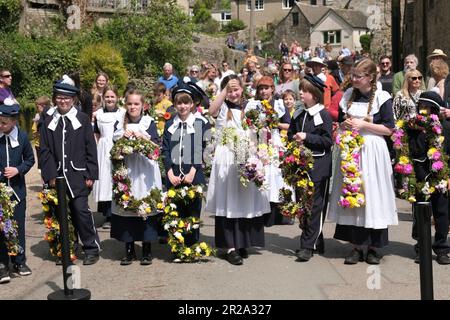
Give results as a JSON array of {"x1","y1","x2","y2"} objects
[
  {"x1": 392, "y1": 70, "x2": 424, "y2": 121},
  {"x1": 275, "y1": 62, "x2": 300, "y2": 99},
  {"x1": 0, "y1": 69, "x2": 17, "y2": 104}
]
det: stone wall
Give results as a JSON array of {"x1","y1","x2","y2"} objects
[{"x1": 272, "y1": 6, "x2": 311, "y2": 52}]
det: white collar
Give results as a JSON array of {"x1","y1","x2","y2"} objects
[
  {"x1": 305, "y1": 104, "x2": 325, "y2": 126},
  {"x1": 0, "y1": 126, "x2": 19, "y2": 148},
  {"x1": 47, "y1": 106, "x2": 82, "y2": 131},
  {"x1": 168, "y1": 113, "x2": 196, "y2": 134}
]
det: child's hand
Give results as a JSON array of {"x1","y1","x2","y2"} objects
[
  {"x1": 124, "y1": 129, "x2": 134, "y2": 138},
  {"x1": 168, "y1": 170, "x2": 182, "y2": 186},
  {"x1": 4, "y1": 167, "x2": 19, "y2": 179},
  {"x1": 49, "y1": 178, "x2": 56, "y2": 188},
  {"x1": 182, "y1": 171, "x2": 195, "y2": 185},
  {"x1": 85, "y1": 179, "x2": 94, "y2": 188},
  {"x1": 448, "y1": 179, "x2": 450, "y2": 191},
  {"x1": 294, "y1": 132, "x2": 306, "y2": 143}
]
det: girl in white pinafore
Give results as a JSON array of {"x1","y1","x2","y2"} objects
[
  {"x1": 247, "y1": 76, "x2": 292, "y2": 227},
  {"x1": 328, "y1": 59, "x2": 398, "y2": 265},
  {"x1": 205, "y1": 74, "x2": 270, "y2": 265},
  {"x1": 110, "y1": 90, "x2": 162, "y2": 266},
  {"x1": 92, "y1": 86, "x2": 125, "y2": 229}
]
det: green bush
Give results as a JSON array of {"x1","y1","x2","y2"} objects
[
  {"x1": 198, "y1": 18, "x2": 220, "y2": 34},
  {"x1": 100, "y1": 0, "x2": 193, "y2": 75},
  {"x1": 222, "y1": 19, "x2": 246, "y2": 33},
  {"x1": 0, "y1": 32, "x2": 79, "y2": 110},
  {"x1": 0, "y1": 0, "x2": 21, "y2": 33},
  {"x1": 360, "y1": 33, "x2": 372, "y2": 53},
  {"x1": 79, "y1": 42, "x2": 129, "y2": 94},
  {"x1": 193, "y1": 6, "x2": 211, "y2": 24}
]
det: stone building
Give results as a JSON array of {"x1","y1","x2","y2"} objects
[{"x1": 402, "y1": 0, "x2": 450, "y2": 73}]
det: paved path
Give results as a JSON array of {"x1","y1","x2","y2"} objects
[{"x1": 1, "y1": 161, "x2": 450, "y2": 300}]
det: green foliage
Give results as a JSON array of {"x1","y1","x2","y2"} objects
[
  {"x1": 0, "y1": 0, "x2": 21, "y2": 33},
  {"x1": 193, "y1": 6, "x2": 212, "y2": 24},
  {"x1": 360, "y1": 33, "x2": 372, "y2": 53},
  {"x1": 100, "y1": 0, "x2": 193, "y2": 75},
  {"x1": 0, "y1": 32, "x2": 79, "y2": 110},
  {"x1": 79, "y1": 42, "x2": 128, "y2": 94},
  {"x1": 197, "y1": 18, "x2": 220, "y2": 34},
  {"x1": 220, "y1": 0, "x2": 231, "y2": 10},
  {"x1": 222, "y1": 19, "x2": 246, "y2": 33},
  {"x1": 194, "y1": 0, "x2": 216, "y2": 10}
]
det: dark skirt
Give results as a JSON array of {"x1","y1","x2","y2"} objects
[
  {"x1": 215, "y1": 216, "x2": 265, "y2": 249},
  {"x1": 264, "y1": 202, "x2": 293, "y2": 227},
  {"x1": 334, "y1": 224, "x2": 389, "y2": 248},
  {"x1": 111, "y1": 214, "x2": 159, "y2": 243}
]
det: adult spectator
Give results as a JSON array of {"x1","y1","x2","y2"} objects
[
  {"x1": 307, "y1": 57, "x2": 339, "y2": 110},
  {"x1": 226, "y1": 34, "x2": 235, "y2": 49},
  {"x1": 392, "y1": 69, "x2": 423, "y2": 120},
  {"x1": 392, "y1": 54, "x2": 424, "y2": 97},
  {"x1": 198, "y1": 64, "x2": 221, "y2": 93},
  {"x1": 279, "y1": 39, "x2": 289, "y2": 58},
  {"x1": 378, "y1": 56, "x2": 394, "y2": 95},
  {"x1": 220, "y1": 61, "x2": 235, "y2": 81},
  {"x1": 0, "y1": 69, "x2": 17, "y2": 104},
  {"x1": 158, "y1": 62, "x2": 179, "y2": 91},
  {"x1": 91, "y1": 71, "x2": 109, "y2": 99},
  {"x1": 186, "y1": 65, "x2": 200, "y2": 83},
  {"x1": 275, "y1": 62, "x2": 299, "y2": 98},
  {"x1": 429, "y1": 59, "x2": 449, "y2": 99},
  {"x1": 426, "y1": 49, "x2": 448, "y2": 90},
  {"x1": 341, "y1": 45, "x2": 351, "y2": 57},
  {"x1": 338, "y1": 55, "x2": 354, "y2": 91},
  {"x1": 303, "y1": 47, "x2": 311, "y2": 61}
]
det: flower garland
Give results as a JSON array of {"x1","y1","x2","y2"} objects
[
  {"x1": 392, "y1": 112, "x2": 449, "y2": 202},
  {"x1": 39, "y1": 188, "x2": 77, "y2": 260},
  {"x1": 110, "y1": 137, "x2": 161, "y2": 216},
  {"x1": 161, "y1": 185, "x2": 215, "y2": 262},
  {"x1": 260, "y1": 100, "x2": 279, "y2": 130},
  {"x1": 336, "y1": 130, "x2": 365, "y2": 209},
  {"x1": 0, "y1": 183, "x2": 22, "y2": 256},
  {"x1": 278, "y1": 141, "x2": 315, "y2": 228}
]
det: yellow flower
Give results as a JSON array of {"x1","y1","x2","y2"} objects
[
  {"x1": 145, "y1": 207, "x2": 151, "y2": 213},
  {"x1": 188, "y1": 190, "x2": 195, "y2": 199},
  {"x1": 293, "y1": 148, "x2": 300, "y2": 157},
  {"x1": 308, "y1": 181, "x2": 314, "y2": 187},
  {"x1": 296, "y1": 179, "x2": 307, "y2": 188},
  {"x1": 399, "y1": 156, "x2": 410, "y2": 165},
  {"x1": 121, "y1": 194, "x2": 129, "y2": 201},
  {"x1": 183, "y1": 247, "x2": 192, "y2": 256},
  {"x1": 200, "y1": 242, "x2": 208, "y2": 250},
  {"x1": 157, "y1": 203, "x2": 164, "y2": 210},
  {"x1": 171, "y1": 245, "x2": 177, "y2": 252},
  {"x1": 178, "y1": 220, "x2": 185, "y2": 228},
  {"x1": 396, "y1": 120, "x2": 405, "y2": 128},
  {"x1": 427, "y1": 148, "x2": 437, "y2": 158},
  {"x1": 408, "y1": 196, "x2": 417, "y2": 203},
  {"x1": 42, "y1": 204, "x2": 50, "y2": 212},
  {"x1": 170, "y1": 211, "x2": 179, "y2": 217},
  {"x1": 167, "y1": 189, "x2": 176, "y2": 198}
]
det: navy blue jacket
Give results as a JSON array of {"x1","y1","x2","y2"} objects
[
  {"x1": 288, "y1": 108, "x2": 333, "y2": 182},
  {"x1": 162, "y1": 116, "x2": 210, "y2": 188},
  {"x1": 40, "y1": 108, "x2": 98, "y2": 198},
  {"x1": 0, "y1": 128, "x2": 35, "y2": 202}
]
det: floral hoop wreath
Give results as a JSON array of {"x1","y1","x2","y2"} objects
[
  {"x1": 161, "y1": 185, "x2": 215, "y2": 262},
  {"x1": 0, "y1": 183, "x2": 22, "y2": 256},
  {"x1": 336, "y1": 130, "x2": 365, "y2": 209},
  {"x1": 278, "y1": 141, "x2": 315, "y2": 228},
  {"x1": 392, "y1": 112, "x2": 449, "y2": 202},
  {"x1": 39, "y1": 188, "x2": 77, "y2": 260},
  {"x1": 110, "y1": 137, "x2": 161, "y2": 218}
]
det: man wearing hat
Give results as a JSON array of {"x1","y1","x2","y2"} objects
[
  {"x1": 40, "y1": 75, "x2": 100, "y2": 265},
  {"x1": 408, "y1": 91, "x2": 450, "y2": 264},
  {"x1": 307, "y1": 57, "x2": 339, "y2": 112},
  {"x1": 427, "y1": 49, "x2": 449, "y2": 91},
  {"x1": 0, "y1": 100, "x2": 35, "y2": 283}
]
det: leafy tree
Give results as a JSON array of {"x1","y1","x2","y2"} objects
[
  {"x1": 100, "y1": 0, "x2": 193, "y2": 75},
  {"x1": 222, "y1": 19, "x2": 246, "y2": 33},
  {"x1": 0, "y1": 0, "x2": 21, "y2": 33},
  {"x1": 79, "y1": 42, "x2": 129, "y2": 93},
  {"x1": 360, "y1": 33, "x2": 372, "y2": 53}
]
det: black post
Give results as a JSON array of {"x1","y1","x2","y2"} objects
[
  {"x1": 47, "y1": 177, "x2": 91, "y2": 300},
  {"x1": 416, "y1": 202, "x2": 434, "y2": 300},
  {"x1": 391, "y1": 0, "x2": 401, "y2": 72}
]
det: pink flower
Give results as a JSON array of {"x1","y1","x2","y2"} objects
[
  {"x1": 285, "y1": 155, "x2": 295, "y2": 164},
  {"x1": 432, "y1": 126, "x2": 442, "y2": 135},
  {"x1": 432, "y1": 161, "x2": 444, "y2": 172},
  {"x1": 432, "y1": 151, "x2": 442, "y2": 161}
]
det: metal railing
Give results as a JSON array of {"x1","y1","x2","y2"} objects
[{"x1": 86, "y1": 0, "x2": 148, "y2": 12}]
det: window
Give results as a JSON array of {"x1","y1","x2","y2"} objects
[
  {"x1": 310, "y1": 0, "x2": 317, "y2": 5},
  {"x1": 323, "y1": 30, "x2": 341, "y2": 44},
  {"x1": 292, "y1": 12, "x2": 299, "y2": 26},
  {"x1": 282, "y1": 0, "x2": 296, "y2": 9},
  {"x1": 221, "y1": 12, "x2": 232, "y2": 21},
  {"x1": 247, "y1": 0, "x2": 264, "y2": 11}
]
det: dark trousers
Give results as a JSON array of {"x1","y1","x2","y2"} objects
[
  {"x1": 412, "y1": 193, "x2": 450, "y2": 254},
  {"x1": 68, "y1": 195, "x2": 100, "y2": 255},
  {"x1": 0, "y1": 200, "x2": 26, "y2": 266},
  {"x1": 178, "y1": 197, "x2": 202, "y2": 247},
  {"x1": 300, "y1": 178, "x2": 329, "y2": 250},
  {"x1": 35, "y1": 146, "x2": 41, "y2": 169},
  {"x1": 98, "y1": 201, "x2": 112, "y2": 219}
]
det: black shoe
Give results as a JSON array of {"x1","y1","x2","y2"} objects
[
  {"x1": 366, "y1": 249, "x2": 381, "y2": 265},
  {"x1": 120, "y1": 243, "x2": 137, "y2": 266},
  {"x1": 102, "y1": 221, "x2": 111, "y2": 230},
  {"x1": 226, "y1": 250, "x2": 243, "y2": 265},
  {"x1": 0, "y1": 264, "x2": 10, "y2": 284},
  {"x1": 313, "y1": 243, "x2": 325, "y2": 254},
  {"x1": 436, "y1": 253, "x2": 450, "y2": 265},
  {"x1": 296, "y1": 248, "x2": 313, "y2": 262},
  {"x1": 344, "y1": 248, "x2": 364, "y2": 265},
  {"x1": 83, "y1": 254, "x2": 99, "y2": 265},
  {"x1": 140, "y1": 243, "x2": 153, "y2": 266},
  {"x1": 238, "y1": 248, "x2": 249, "y2": 259},
  {"x1": 13, "y1": 263, "x2": 32, "y2": 276}
]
